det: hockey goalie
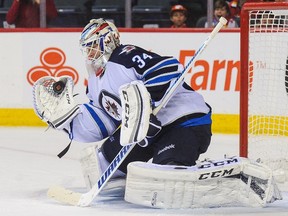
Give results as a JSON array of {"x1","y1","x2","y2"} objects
[{"x1": 32, "y1": 18, "x2": 282, "y2": 208}]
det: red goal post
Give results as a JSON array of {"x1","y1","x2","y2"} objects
[{"x1": 240, "y1": 1, "x2": 288, "y2": 162}]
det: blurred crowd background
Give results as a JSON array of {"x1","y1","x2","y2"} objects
[{"x1": 0, "y1": 0, "x2": 284, "y2": 28}]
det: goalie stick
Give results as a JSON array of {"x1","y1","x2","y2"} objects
[{"x1": 47, "y1": 17, "x2": 228, "y2": 207}]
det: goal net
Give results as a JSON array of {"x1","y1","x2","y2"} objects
[{"x1": 240, "y1": 2, "x2": 288, "y2": 185}]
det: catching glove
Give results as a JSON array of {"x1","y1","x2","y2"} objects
[{"x1": 33, "y1": 76, "x2": 80, "y2": 129}]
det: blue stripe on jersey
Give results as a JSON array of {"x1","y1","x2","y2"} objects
[
  {"x1": 180, "y1": 112, "x2": 212, "y2": 127},
  {"x1": 83, "y1": 104, "x2": 108, "y2": 138},
  {"x1": 145, "y1": 72, "x2": 180, "y2": 85},
  {"x1": 143, "y1": 58, "x2": 179, "y2": 77}
]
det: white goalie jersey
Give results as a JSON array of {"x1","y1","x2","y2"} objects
[
  {"x1": 33, "y1": 44, "x2": 211, "y2": 143},
  {"x1": 69, "y1": 44, "x2": 210, "y2": 143}
]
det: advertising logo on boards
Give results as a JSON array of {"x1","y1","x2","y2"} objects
[{"x1": 26, "y1": 47, "x2": 79, "y2": 85}]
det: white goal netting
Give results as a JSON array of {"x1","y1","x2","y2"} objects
[{"x1": 246, "y1": 8, "x2": 288, "y2": 184}]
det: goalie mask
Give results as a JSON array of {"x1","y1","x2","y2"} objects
[{"x1": 79, "y1": 18, "x2": 120, "y2": 77}]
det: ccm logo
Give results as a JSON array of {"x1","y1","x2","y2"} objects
[
  {"x1": 122, "y1": 90, "x2": 130, "y2": 128},
  {"x1": 198, "y1": 158, "x2": 239, "y2": 169},
  {"x1": 198, "y1": 168, "x2": 234, "y2": 180}
]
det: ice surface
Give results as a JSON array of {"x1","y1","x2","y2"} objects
[{"x1": 1, "y1": 127, "x2": 288, "y2": 216}]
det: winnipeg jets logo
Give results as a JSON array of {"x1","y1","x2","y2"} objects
[
  {"x1": 119, "y1": 45, "x2": 136, "y2": 55},
  {"x1": 99, "y1": 90, "x2": 122, "y2": 121},
  {"x1": 105, "y1": 100, "x2": 120, "y2": 118}
]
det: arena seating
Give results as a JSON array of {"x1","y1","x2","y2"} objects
[
  {"x1": 0, "y1": 0, "x2": 207, "y2": 28},
  {"x1": 48, "y1": 0, "x2": 87, "y2": 27},
  {"x1": 0, "y1": 0, "x2": 12, "y2": 28},
  {"x1": 90, "y1": 0, "x2": 126, "y2": 27}
]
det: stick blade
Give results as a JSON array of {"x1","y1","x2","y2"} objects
[{"x1": 47, "y1": 185, "x2": 82, "y2": 206}]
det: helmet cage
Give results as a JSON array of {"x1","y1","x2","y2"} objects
[{"x1": 79, "y1": 19, "x2": 120, "y2": 75}]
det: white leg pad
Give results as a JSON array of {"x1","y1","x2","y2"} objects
[
  {"x1": 80, "y1": 145, "x2": 126, "y2": 197},
  {"x1": 124, "y1": 157, "x2": 282, "y2": 208}
]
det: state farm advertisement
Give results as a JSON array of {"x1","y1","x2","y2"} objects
[{"x1": 0, "y1": 30, "x2": 240, "y2": 115}]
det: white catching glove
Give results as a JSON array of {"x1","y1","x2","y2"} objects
[{"x1": 32, "y1": 76, "x2": 80, "y2": 130}]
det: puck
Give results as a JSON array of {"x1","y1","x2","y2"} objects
[{"x1": 53, "y1": 81, "x2": 65, "y2": 94}]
